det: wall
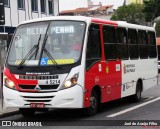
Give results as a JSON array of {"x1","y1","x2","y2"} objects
[
  {"x1": 4, "y1": 0, "x2": 59, "y2": 27},
  {"x1": 127, "y1": 0, "x2": 143, "y2": 4}
]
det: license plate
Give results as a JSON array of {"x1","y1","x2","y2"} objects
[
  {"x1": 45, "y1": 79, "x2": 60, "y2": 85},
  {"x1": 30, "y1": 103, "x2": 44, "y2": 108}
]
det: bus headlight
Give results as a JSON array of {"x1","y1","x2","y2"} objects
[
  {"x1": 63, "y1": 73, "x2": 79, "y2": 89},
  {"x1": 4, "y1": 76, "x2": 15, "y2": 89}
]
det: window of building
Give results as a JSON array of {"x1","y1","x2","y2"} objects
[
  {"x1": 138, "y1": 30, "x2": 148, "y2": 59},
  {"x1": 40, "y1": 0, "x2": 45, "y2": 13},
  {"x1": 128, "y1": 29, "x2": 139, "y2": 59},
  {"x1": 48, "y1": 0, "x2": 53, "y2": 15},
  {"x1": 116, "y1": 27, "x2": 128, "y2": 59},
  {"x1": 103, "y1": 26, "x2": 117, "y2": 60},
  {"x1": 18, "y1": 0, "x2": 25, "y2": 10},
  {"x1": 86, "y1": 24, "x2": 101, "y2": 70},
  {"x1": 148, "y1": 31, "x2": 157, "y2": 58},
  {"x1": 31, "y1": 0, "x2": 38, "y2": 12},
  {"x1": 4, "y1": 0, "x2": 10, "y2": 7}
]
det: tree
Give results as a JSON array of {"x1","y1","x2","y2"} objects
[
  {"x1": 111, "y1": 3, "x2": 145, "y2": 24},
  {"x1": 143, "y1": 0, "x2": 160, "y2": 22}
]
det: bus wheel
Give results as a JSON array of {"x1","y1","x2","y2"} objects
[
  {"x1": 84, "y1": 90, "x2": 98, "y2": 116},
  {"x1": 131, "y1": 81, "x2": 142, "y2": 102},
  {"x1": 19, "y1": 108, "x2": 35, "y2": 117}
]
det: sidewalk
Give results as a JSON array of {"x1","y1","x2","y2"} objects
[{"x1": 0, "y1": 102, "x2": 19, "y2": 119}]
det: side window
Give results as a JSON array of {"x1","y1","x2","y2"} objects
[
  {"x1": 138, "y1": 30, "x2": 148, "y2": 59},
  {"x1": 116, "y1": 28, "x2": 128, "y2": 59},
  {"x1": 86, "y1": 24, "x2": 101, "y2": 70},
  {"x1": 148, "y1": 31, "x2": 157, "y2": 58},
  {"x1": 158, "y1": 46, "x2": 160, "y2": 60},
  {"x1": 128, "y1": 29, "x2": 139, "y2": 59},
  {"x1": 103, "y1": 26, "x2": 116, "y2": 60}
]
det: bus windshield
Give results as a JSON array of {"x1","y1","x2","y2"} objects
[{"x1": 7, "y1": 21, "x2": 86, "y2": 66}]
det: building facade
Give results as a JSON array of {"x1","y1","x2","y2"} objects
[
  {"x1": 60, "y1": 5, "x2": 113, "y2": 20},
  {"x1": 127, "y1": 0, "x2": 143, "y2": 4},
  {"x1": 2, "y1": 0, "x2": 59, "y2": 33},
  {"x1": 60, "y1": 0, "x2": 113, "y2": 20}
]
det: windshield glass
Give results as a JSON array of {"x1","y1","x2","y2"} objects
[{"x1": 7, "y1": 21, "x2": 86, "y2": 66}]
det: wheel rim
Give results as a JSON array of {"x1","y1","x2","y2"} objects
[{"x1": 90, "y1": 96, "x2": 97, "y2": 109}]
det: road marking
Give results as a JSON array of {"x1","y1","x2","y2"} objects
[
  {"x1": 145, "y1": 96, "x2": 154, "y2": 101},
  {"x1": 107, "y1": 97, "x2": 160, "y2": 118}
]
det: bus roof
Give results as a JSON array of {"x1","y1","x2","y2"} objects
[
  {"x1": 91, "y1": 18, "x2": 155, "y2": 31},
  {"x1": 19, "y1": 16, "x2": 91, "y2": 25},
  {"x1": 19, "y1": 16, "x2": 155, "y2": 32},
  {"x1": 117, "y1": 21, "x2": 155, "y2": 31}
]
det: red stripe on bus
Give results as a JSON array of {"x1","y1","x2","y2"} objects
[{"x1": 91, "y1": 18, "x2": 118, "y2": 26}]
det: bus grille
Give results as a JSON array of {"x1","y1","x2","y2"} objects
[
  {"x1": 21, "y1": 96, "x2": 54, "y2": 103},
  {"x1": 19, "y1": 85, "x2": 59, "y2": 90},
  {"x1": 19, "y1": 75, "x2": 58, "y2": 80}
]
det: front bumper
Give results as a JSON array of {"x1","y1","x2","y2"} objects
[{"x1": 3, "y1": 85, "x2": 84, "y2": 109}]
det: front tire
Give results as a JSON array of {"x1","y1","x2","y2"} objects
[
  {"x1": 131, "y1": 81, "x2": 142, "y2": 102},
  {"x1": 84, "y1": 90, "x2": 98, "y2": 116},
  {"x1": 19, "y1": 108, "x2": 35, "y2": 117}
]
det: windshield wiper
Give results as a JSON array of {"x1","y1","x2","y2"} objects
[
  {"x1": 39, "y1": 35, "x2": 60, "y2": 69},
  {"x1": 34, "y1": 34, "x2": 41, "y2": 59},
  {"x1": 38, "y1": 22, "x2": 60, "y2": 69},
  {"x1": 43, "y1": 48, "x2": 60, "y2": 69},
  {"x1": 18, "y1": 34, "x2": 42, "y2": 69}
]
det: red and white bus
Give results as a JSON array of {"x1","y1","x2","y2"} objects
[{"x1": 3, "y1": 16, "x2": 158, "y2": 116}]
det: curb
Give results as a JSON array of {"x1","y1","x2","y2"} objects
[{"x1": 0, "y1": 110, "x2": 20, "y2": 119}]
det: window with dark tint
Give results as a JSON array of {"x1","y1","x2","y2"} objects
[
  {"x1": 40, "y1": 0, "x2": 45, "y2": 13},
  {"x1": 48, "y1": 0, "x2": 53, "y2": 14},
  {"x1": 128, "y1": 29, "x2": 139, "y2": 59},
  {"x1": 4, "y1": 0, "x2": 10, "y2": 7},
  {"x1": 138, "y1": 30, "x2": 148, "y2": 59},
  {"x1": 86, "y1": 24, "x2": 101, "y2": 70},
  {"x1": 31, "y1": 0, "x2": 38, "y2": 12},
  {"x1": 158, "y1": 46, "x2": 160, "y2": 60},
  {"x1": 116, "y1": 27, "x2": 128, "y2": 59},
  {"x1": 148, "y1": 31, "x2": 157, "y2": 58},
  {"x1": 103, "y1": 26, "x2": 117, "y2": 60},
  {"x1": 18, "y1": 0, "x2": 25, "y2": 10}
]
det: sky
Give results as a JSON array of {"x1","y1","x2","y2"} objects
[{"x1": 59, "y1": 0, "x2": 124, "y2": 11}]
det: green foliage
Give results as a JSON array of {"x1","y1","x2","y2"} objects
[
  {"x1": 143, "y1": 0, "x2": 156, "y2": 22},
  {"x1": 143, "y1": 0, "x2": 160, "y2": 22},
  {"x1": 156, "y1": 20, "x2": 160, "y2": 37},
  {"x1": 110, "y1": 1, "x2": 160, "y2": 35},
  {"x1": 111, "y1": 3, "x2": 145, "y2": 24}
]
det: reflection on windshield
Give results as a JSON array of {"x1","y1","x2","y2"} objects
[{"x1": 7, "y1": 21, "x2": 86, "y2": 66}]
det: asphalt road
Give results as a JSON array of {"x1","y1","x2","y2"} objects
[{"x1": 0, "y1": 85, "x2": 160, "y2": 129}]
